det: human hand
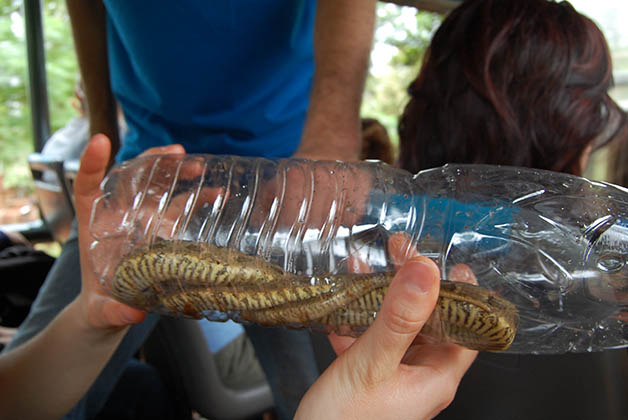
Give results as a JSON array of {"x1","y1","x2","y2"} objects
[
  {"x1": 74, "y1": 134, "x2": 185, "y2": 330},
  {"x1": 296, "y1": 258, "x2": 477, "y2": 419},
  {"x1": 328, "y1": 234, "x2": 479, "y2": 355}
]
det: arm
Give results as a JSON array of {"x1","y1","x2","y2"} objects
[
  {"x1": 295, "y1": 0, "x2": 376, "y2": 161},
  {"x1": 0, "y1": 136, "x2": 183, "y2": 419},
  {"x1": 0, "y1": 136, "x2": 142, "y2": 419},
  {"x1": 66, "y1": 0, "x2": 120, "y2": 165},
  {"x1": 0, "y1": 299, "x2": 129, "y2": 419}
]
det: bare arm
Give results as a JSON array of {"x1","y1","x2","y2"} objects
[
  {"x1": 0, "y1": 136, "x2": 133, "y2": 419},
  {"x1": 0, "y1": 299, "x2": 129, "y2": 420},
  {"x1": 295, "y1": 0, "x2": 376, "y2": 161},
  {"x1": 0, "y1": 136, "x2": 178, "y2": 419},
  {"x1": 66, "y1": 0, "x2": 120, "y2": 165}
]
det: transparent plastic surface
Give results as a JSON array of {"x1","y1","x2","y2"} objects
[{"x1": 90, "y1": 154, "x2": 628, "y2": 354}]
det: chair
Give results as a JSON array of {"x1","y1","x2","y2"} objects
[
  {"x1": 143, "y1": 318, "x2": 274, "y2": 420},
  {"x1": 62, "y1": 158, "x2": 80, "y2": 206}
]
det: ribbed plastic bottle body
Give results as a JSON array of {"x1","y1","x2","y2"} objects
[
  {"x1": 90, "y1": 153, "x2": 424, "y2": 277},
  {"x1": 90, "y1": 154, "x2": 431, "y2": 338},
  {"x1": 89, "y1": 154, "x2": 628, "y2": 354}
]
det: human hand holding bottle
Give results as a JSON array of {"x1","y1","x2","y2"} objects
[
  {"x1": 295, "y1": 254, "x2": 477, "y2": 420},
  {"x1": 75, "y1": 134, "x2": 188, "y2": 329}
]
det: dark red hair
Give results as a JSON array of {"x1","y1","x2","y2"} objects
[{"x1": 398, "y1": 0, "x2": 627, "y2": 176}]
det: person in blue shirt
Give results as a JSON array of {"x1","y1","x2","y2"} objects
[
  {"x1": 6, "y1": 1, "x2": 377, "y2": 419},
  {"x1": 69, "y1": 0, "x2": 374, "y2": 165}
]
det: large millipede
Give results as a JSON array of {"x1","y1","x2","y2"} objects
[{"x1": 111, "y1": 240, "x2": 519, "y2": 351}]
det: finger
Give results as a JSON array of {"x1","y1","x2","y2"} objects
[
  {"x1": 75, "y1": 136, "x2": 114, "y2": 295},
  {"x1": 75, "y1": 135, "x2": 111, "y2": 223},
  {"x1": 387, "y1": 232, "x2": 420, "y2": 268},
  {"x1": 138, "y1": 144, "x2": 185, "y2": 157},
  {"x1": 404, "y1": 265, "x2": 479, "y2": 372},
  {"x1": 134, "y1": 144, "x2": 186, "y2": 185},
  {"x1": 448, "y1": 264, "x2": 478, "y2": 285},
  {"x1": 101, "y1": 300, "x2": 146, "y2": 328},
  {"x1": 136, "y1": 145, "x2": 210, "y2": 188},
  {"x1": 87, "y1": 296, "x2": 147, "y2": 329},
  {"x1": 343, "y1": 257, "x2": 441, "y2": 383},
  {"x1": 347, "y1": 253, "x2": 371, "y2": 274}
]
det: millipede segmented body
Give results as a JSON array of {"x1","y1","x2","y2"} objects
[{"x1": 111, "y1": 241, "x2": 519, "y2": 351}]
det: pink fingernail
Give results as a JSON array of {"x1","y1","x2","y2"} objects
[{"x1": 398, "y1": 257, "x2": 438, "y2": 294}]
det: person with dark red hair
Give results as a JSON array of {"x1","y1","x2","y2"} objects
[
  {"x1": 400, "y1": 0, "x2": 626, "y2": 178},
  {"x1": 398, "y1": 1, "x2": 628, "y2": 418}
]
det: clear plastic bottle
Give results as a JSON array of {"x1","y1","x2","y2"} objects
[{"x1": 89, "y1": 154, "x2": 628, "y2": 354}]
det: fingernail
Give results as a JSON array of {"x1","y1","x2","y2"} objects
[
  {"x1": 449, "y1": 264, "x2": 472, "y2": 282},
  {"x1": 120, "y1": 307, "x2": 141, "y2": 324},
  {"x1": 397, "y1": 257, "x2": 438, "y2": 294}
]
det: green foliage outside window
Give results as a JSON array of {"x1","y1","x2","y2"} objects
[
  {"x1": 0, "y1": 0, "x2": 78, "y2": 191},
  {"x1": 361, "y1": 5, "x2": 441, "y2": 150}
]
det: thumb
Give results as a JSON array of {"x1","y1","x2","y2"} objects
[
  {"x1": 75, "y1": 135, "x2": 111, "y2": 226},
  {"x1": 346, "y1": 257, "x2": 440, "y2": 382}
]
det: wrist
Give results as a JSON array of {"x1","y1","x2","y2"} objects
[
  {"x1": 298, "y1": 114, "x2": 362, "y2": 162},
  {"x1": 294, "y1": 139, "x2": 360, "y2": 161}
]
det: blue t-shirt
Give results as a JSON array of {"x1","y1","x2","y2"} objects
[{"x1": 103, "y1": 1, "x2": 316, "y2": 162}]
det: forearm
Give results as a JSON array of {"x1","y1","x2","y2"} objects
[
  {"x1": 66, "y1": 0, "x2": 120, "y2": 163},
  {"x1": 0, "y1": 299, "x2": 128, "y2": 419},
  {"x1": 297, "y1": 0, "x2": 376, "y2": 161}
]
